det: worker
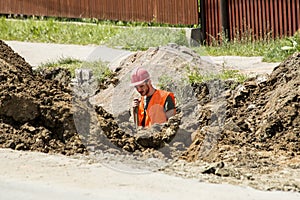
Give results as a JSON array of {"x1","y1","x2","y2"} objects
[{"x1": 130, "y1": 67, "x2": 176, "y2": 127}]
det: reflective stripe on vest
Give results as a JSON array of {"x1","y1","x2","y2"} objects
[{"x1": 137, "y1": 90, "x2": 175, "y2": 127}]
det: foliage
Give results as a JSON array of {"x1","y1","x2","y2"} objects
[
  {"x1": 195, "y1": 30, "x2": 300, "y2": 63},
  {"x1": 0, "y1": 17, "x2": 121, "y2": 45},
  {"x1": 186, "y1": 66, "x2": 248, "y2": 85},
  {"x1": 81, "y1": 60, "x2": 114, "y2": 82},
  {"x1": 37, "y1": 57, "x2": 112, "y2": 82},
  {"x1": 106, "y1": 27, "x2": 188, "y2": 51},
  {"x1": 264, "y1": 32, "x2": 300, "y2": 62},
  {"x1": 37, "y1": 57, "x2": 83, "y2": 77}
]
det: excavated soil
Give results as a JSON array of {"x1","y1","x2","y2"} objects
[
  {"x1": 0, "y1": 40, "x2": 86, "y2": 155},
  {"x1": 0, "y1": 40, "x2": 300, "y2": 192}
]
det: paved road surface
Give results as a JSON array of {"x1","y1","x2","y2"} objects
[
  {"x1": 6, "y1": 41, "x2": 279, "y2": 74},
  {"x1": 0, "y1": 149, "x2": 299, "y2": 200}
]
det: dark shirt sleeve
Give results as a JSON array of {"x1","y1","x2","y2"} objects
[{"x1": 164, "y1": 95, "x2": 175, "y2": 111}]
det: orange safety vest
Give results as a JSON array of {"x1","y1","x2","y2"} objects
[{"x1": 137, "y1": 90, "x2": 175, "y2": 127}]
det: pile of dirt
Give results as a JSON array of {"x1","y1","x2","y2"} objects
[
  {"x1": 182, "y1": 52, "x2": 300, "y2": 166},
  {"x1": 0, "y1": 40, "x2": 85, "y2": 155},
  {"x1": 88, "y1": 45, "x2": 299, "y2": 167},
  {"x1": 1, "y1": 39, "x2": 299, "y2": 168},
  {"x1": 1, "y1": 40, "x2": 299, "y2": 192},
  {"x1": 0, "y1": 40, "x2": 182, "y2": 155}
]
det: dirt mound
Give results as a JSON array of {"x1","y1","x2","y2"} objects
[
  {"x1": 0, "y1": 40, "x2": 32, "y2": 75},
  {"x1": 182, "y1": 52, "x2": 300, "y2": 165},
  {"x1": 0, "y1": 40, "x2": 85, "y2": 155},
  {"x1": 1, "y1": 40, "x2": 300, "y2": 191},
  {"x1": 0, "y1": 40, "x2": 182, "y2": 155}
]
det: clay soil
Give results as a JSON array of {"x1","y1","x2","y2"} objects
[{"x1": 0, "y1": 40, "x2": 299, "y2": 193}]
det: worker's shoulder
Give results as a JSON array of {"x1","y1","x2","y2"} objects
[{"x1": 156, "y1": 89, "x2": 172, "y2": 96}]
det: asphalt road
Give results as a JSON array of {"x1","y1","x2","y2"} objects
[
  {"x1": 5, "y1": 40, "x2": 279, "y2": 74},
  {"x1": 0, "y1": 149, "x2": 299, "y2": 200}
]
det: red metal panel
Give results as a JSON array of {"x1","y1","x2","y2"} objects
[
  {"x1": 295, "y1": 0, "x2": 300, "y2": 33},
  {"x1": 270, "y1": 0, "x2": 275, "y2": 38},
  {"x1": 171, "y1": 0, "x2": 177, "y2": 24},
  {"x1": 278, "y1": 0, "x2": 283, "y2": 36},
  {"x1": 241, "y1": 0, "x2": 246, "y2": 34},
  {"x1": 0, "y1": 0, "x2": 10, "y2": 14},
  {"x1": 13, "y1": 0, "x2": 23, "y2": 15},
  {"x1": 249, "y1": 0, "x2": 255, "y2": 39},
  {"x1": 287, "y1": 0, "x2": 292, "y2": 35},
  {"x1": 132, "y1": 0, "x2": 137, "y2": 21},
  {"x1": 237, "y1": 0, "x2": 242, "y2": 35},
  {"x1": 261, "y1": 0, "x2": 266, "y2": 38},
  {"x1": 205, "y1": 0, "x2": 210, "y2": 43},
  {"x1": 0, "y1": 0, "x2": 199, "y2": 26},
  {"x1": 8, "y1": 0, "x2": 18, "y2": 14},
  {"x1": 209, "y1": 0, "x2": 300, "y2": 43},
  {"x1": 245, "y1": 0, "x2": 251, "y2": 36},
  {"x1": 254, "y1": 0, "x2": 258, "y2": 39},
  {"x1": 79, "y1": 0, "x2": 89, "y2": 18},
  {"x1": 156, "y1": 0, "x2": 163, "y2": 23},
  {"x1": 59, "y1": 0, "x2": 68, "y2": 17},
  {"x1": 217, "y1": 0, "x2": 222, "y2": 38},
  {"x1": 282, "y1": 0, "x2": 288, "y2": 35},
  {"x1": 258, "y1": 0, "x2": 262, "y2": 39},
  {"x1": 46, "y1": 0, "x2": 57, "y2": 17},
  {"x1": 228, "y1": 0, "x2": 232, "y2": 38},
  {"x1": 148, "y1": 0, "x2": 155, "y2": 22},
  {"x1": 159, "y1": 0, "x2": 166, "y2": 24},
  {"x1": 228, "y1": 0, "x2": 233, "y2": 40},
  {"x1": 274, "y1": 0, "x2": 278, "y2": 38},
  {"x1": 232, "y1": 0, "x2": 239, "y2": 38},
  {"x1": 265, "y1": 0, "x2": 271, "y2": 39},
  {"x1": 211, "y1": 0, "x2": 215, "y2": 38}
]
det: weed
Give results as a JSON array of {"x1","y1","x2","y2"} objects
[
  {"x1": 186, "y1": 66, "x2": 247, "y2": 85},
  {"x1": 106, "y1": 27, "x2": 188, "y2": 51},
  {"x1": 37, "y1": 57, "x2": 112, "y2": 82}
]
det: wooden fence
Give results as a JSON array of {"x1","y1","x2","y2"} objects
[
  {"x1": 0, "y1": 0, "x2": 199, "y2": 25},
  {"x1": 201, "y1": 0, "x2": 300, "y2": 44},
  {"x1": 1, "y1": 0, "x2": 300, "y2": 44}
]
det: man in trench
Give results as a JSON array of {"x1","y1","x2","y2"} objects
[{"x1": 130, "y1": 67, "x2": 176, "y2": 127}]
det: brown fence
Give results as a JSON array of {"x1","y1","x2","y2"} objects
[
  {"x1": 0, "y1": 0, "x2": 199, "y2": 25},
  {"x1": 1, "y1": 0, "x2": 300, "y2": 44},
  {"x1": 201, "y1": 0, "x2": 300, "y2": 44}
]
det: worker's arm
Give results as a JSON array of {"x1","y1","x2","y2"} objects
[
  {"x1": 164, "y1": 95, "x2": 176, "y2": 119},
  {"x1": 166, "y1": 109, "x2": 176, "y2": 119}
]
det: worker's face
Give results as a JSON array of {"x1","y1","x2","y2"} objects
[{"x1": 135, "y1": 80, "x2": 149, "y2": 96}]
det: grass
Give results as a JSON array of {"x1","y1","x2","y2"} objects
[
  {"x1": 0, "y1": 17, "x2": 121, "y2": 45},
  {"x1": 106, "y1": 27, "x2": 188, "y2": 51},
  {"x1": 186, "y1": 66, "x2": 248, "y2": 85},
  {"x1": 37, "y1": 57, "x2": 83, "y2": 77},
  {"x1": 0, "y1": 17, "x2": 299, "y2": 62},
  {"x1": 194, "y1": 31, "x2": 300, "y2": 62},
  {"x1": 37, "y1": 57, "x2": 113, "y2": 82},
  {"x1": 0, "y1": 17, "x2": 188, "y2": 49}
]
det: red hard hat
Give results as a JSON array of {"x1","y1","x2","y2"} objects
[{"x1": 130, "y1": 67, "x2": 150, "y2": 86}]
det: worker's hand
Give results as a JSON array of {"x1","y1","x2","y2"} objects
[{"x1": 132, "y1": 98, "x2": 140, "y2": 109}]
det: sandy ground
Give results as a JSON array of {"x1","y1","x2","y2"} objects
[
  {"x1": 1, "y1": 149, "x2": 299, "y2": 200},
  {"x1": 1, "y1": 41, "x2": 294, "y2": 200}
]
